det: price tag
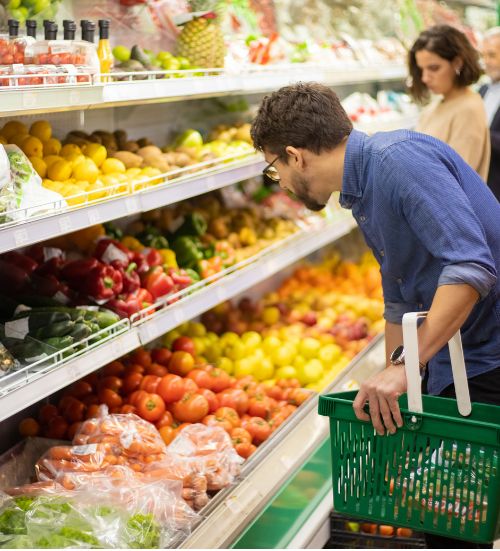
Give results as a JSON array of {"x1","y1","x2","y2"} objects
[
  {"x1": 58, "y1": 216, "x2": 72, "y2": 233},
  {"x1": 205, "y1": 174, "x2": 218, "y2": 191},
  {"x1": 172, "y1": 307, "x2": 185, "y2": 326},
  {"x1": 68, "y1": 361, "x2": 83, "y2": 381},
  {"x1": 125, "y1": 197, "x2": 139, "y2": 214},
  {"x1": 225, "y1": 496, "x2": 243, "y2": 515},
  {"x1": 13, "y1": 228, "x2": 29, "y2": 247},
  {"x1": 141, "y1": 322, "x2": 158, "y2": 344},
  {"x1": 88, "y1": 208, "x2": 101, "y2": 225}
]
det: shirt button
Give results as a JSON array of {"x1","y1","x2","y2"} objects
[
  {"x1": 380, "y1": 250, "x2": 385, "y2": 256},
  {"x1": 397, "y1": 278, "x2": 402, "y2": 284},
  {"x1": 418, "y1": 303, "x2": 423, "y2": 308},
  {"x1": 359, "y1": 215, "x2": 366, "y2": 222}
]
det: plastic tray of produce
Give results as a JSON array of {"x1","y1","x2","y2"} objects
[{"x1": 324, "y1": 513, "x2": 425, "y2": 549}]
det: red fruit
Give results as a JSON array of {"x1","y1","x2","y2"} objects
[
  {"x1": 139, "y1": 375, "x2": 161, "y2": 393},
  {"x1": 217, "y1": 389, "x2": 249, "y2": 416},
  {"x1": 172, "y1": 336, "x2": 196, "y2": 356},
  {"x1": 196, "y1": 388, "x2": 219, "y2": 413},
  {"x1": 151, "y1": 348, "x2": 172, "y2": 366},
  {"x1": 157, "y1": 374, "x2": 185, "y2": 404},
  {"x1": 187, "y1": 369, "x2": 212, "y2": 389},
  {"x1": 45, "y1": 416, "x2": 69, "y2": 439},
  {"x1": 245, "y1": 417, "x2": 271, "y2": 444},
  {"x1": 205, "y1": 367, "x2": 231, "y2": 392},
  {"x1": 136, "y1": 393, "x2": 166, "y2": 422},
  {"x1": 38, "y1": 404, "x2": 59, "y2": 425},
  {"x1": 122, "y1": 372, "x2": 143, "y2": 394},
  {"x1": 168, "y1": 351, "x2": 195, "y2": 377},
  {"x1": 247, "y1": 396, "x2": 273, "y2": 419},
  {"x1": 171, "y1": 393, "x2": 209, "y2": 423}
]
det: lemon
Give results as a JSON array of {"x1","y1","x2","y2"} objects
[
  {"x1": 60, "y1": 144, "x2": 82, "y2": 157},
  {"x1": 101, "y1": 158, "x2": 126, "y2": 174},
  {"x1": 65, "y1": 153, "x2": 85, "y2": 166},
  {"x1": 1, "y1": 121, "x2": 28, "y2": 140},
  {"x1": 72, "y1": 158, "x2": 99, "y2": 184},
  {"x1": 82, "y1": 143, "x2": 107, "y2": 167},
  {"x1": 43, "y1": 138, "x2": 62, "y2": 156},
  {"x1": 48, "y1": 160, "x2": 72, "y2": 181},
  {"x1": 88, "y1": 181, "x2": 106, "y2": 201},
  {"x1": 126, "y1": 168, "x2": 142, "y2": 177},
  {"x1": 10, "y1": 133, "x2": 29, "y2": 147},
  {"x1": 29, "y1": 156, "x2": 47, "y2": 178},
  {"x1": 29, "y1": 120, "x2": 52, "y2": 142},
  {"x1": 21, "y1": 136, "x2": 44, "y2": 158},
  {"x1": 0, "y1": 136, "x2": 6, "y2": 145},
  {"x1": 44, "y1": 155, "x2": 63, "y2": 169}
]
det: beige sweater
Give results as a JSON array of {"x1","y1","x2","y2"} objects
[{"x1": 416, "y1": 89, "x2": 491, "y2": 181}]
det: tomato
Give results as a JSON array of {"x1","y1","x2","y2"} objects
[
  {"x1": 145, "y1": 362, "x2": 168, "y2": 377},
  {"x1": 120, "y1": 404, "x2": 137, "y2": 415},
  {"x1": 68, "y1": 381, "x2": 93, "y2": 398},
  {"x1": 172, "y1": 336, "x2": 196, "y2": 356},
  {"x1": 62, "y1": 398, "x2": 86, "y2": 423},
  {"x1": 203, "y1": 415, "x2": 233, "y2": 432},
  {"x1": 128, "y1": 390, "x2": 149, "y2": 406},
  {"x1": 124, "y1": 363, "x2": 145, "y2": 375},
  {"x1": 269, "y1": 412, "x2": 288, "y2": 431},
  {"x1": 187, "y1": 369, "x2": 212, "y2": 389},
  {"x1": 98, "y1": 388, "x2": 123, "y2": 409},
  {"x1": 159, "y1": 425, "x2": 176, "y2": 445},
  {"x1": 277, "y1": 378, "x2": 300, "y2": 389},
  {"x1": 171, "y1": 393, "x2": 209, "y2": 423},
  {"x1": 235, "y1": 442, "x2": 257, "y2": 459},
  {"x1": 205, "y1": 367, "x2": 231, "y2": 392},
  {"x1": 230, "y1": 427, "x2": 252, "y2": 445},
  {"x1": 361, "y1": 524, "x2": 377, "y2": 534},
  {"x1": 287, "y1": 388, "x2": 310, "y2": 406},
  {"x1": 102, "y1": 360, "x2": 125, "y2": 377},
  {"x1": 245, "y1": 417, "x2": 271, "y2": 444},
  {"x1": 122, "y1": 372, "x2": 143, "y2": 394},
  {"x1": 247, "y1": 396, "x2": 273, "y2": 419},
  {"x1": 131, "y1": 348, "x2": 152, "y2": 368},
  {"x1": 182, "y1": 378, "x2": 199, "y2": 394},
  {"x1": 82, "y1": 394, "x2": 99, "y2": 407},
  {"x1": 139, "y1": 375, "x2": 161, "y2": 393},
  {"x1": 86, "y1": 404, "x2": 101, "y2": 419},
  {"x1": 173, "y1": 422, "x2": 191, "y2": 437},
  {"x1": 151, "y1": 348, "x2": 172, "y2": 366},
  {"x1": 217, "y1": 389, "x2": 249, "y2": 416},
  {"x1": 155, "y1": 411, "x2": 174, "y2": 428},
  {"x1": 38, "y1": 403, "x2": 59, "y2": 424},
  {"x1": 59, "y1": 395, "x2": 79, "y2": 411},
  {"x1": 265, "y1": 385, "x2": 283, "y2": 401},
  {"x1": 66, "y1": 422, "x2": 82, "y2": 441},
  {"x1": 379, "y1": 526, "x2": 394, "y2": 536},
  {"x1": 83, "y1": 372, "x2": 99, "y2": 387},
  {"x1": 168, "y1": 351, "x2": 195, "y2": 377},
  {"x1": 157, "y1": 374, "x2": 185, "y2": 403},
  {"x1": 196, "y1": 388, "x2": 219, "y2": 413},
  {"x1": 45, "y1": 416, "x2": 69, "y2": 439},
  {"x1": 396, "y1": 528, "x2": 413, "y2": 538},
  {"x1": 98, "y1": 376, "x2": 123, "y2": 393},
  {"x1": 136, "y1": 393, "x2": 166, "y2": 422},
  {"x1": 19, "y1": 417, "x2": 40, "y2": 437},
  {"x1": 215, "y1": 407, "x2": 240, "y2": 428}
]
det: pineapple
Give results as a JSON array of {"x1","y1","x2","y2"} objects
[{"x1": 176, "y1": 0, "x2": 226, "y2": 69}]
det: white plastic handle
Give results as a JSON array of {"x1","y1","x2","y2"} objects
[{"x1": 402, "y1": 311, "x2": 471, "y2": 416}]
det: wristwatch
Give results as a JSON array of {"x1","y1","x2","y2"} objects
[{"x1": 390, "y1": 345, "x2": 426, "y2": 373}]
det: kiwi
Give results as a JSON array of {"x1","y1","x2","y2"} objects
[
  {"x1": 114, "y1": 130, "x2": 128, "y2": 149},
  {"x1": 137, "y1": 137, "x2": 153, "y2": 148},
  {"x1": 123, "y1": 141, "x2": 139, "y2": 153}
]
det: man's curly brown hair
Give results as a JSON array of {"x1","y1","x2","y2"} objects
[{"x1": 251, "y1": 82, "x2": 353, "y2": 161}]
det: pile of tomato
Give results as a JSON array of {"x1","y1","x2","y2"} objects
[{"x1": 21, "y1": 339, "x2": 310, "y2": 460}]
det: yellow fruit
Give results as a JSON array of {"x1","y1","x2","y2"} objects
[
  {"x1": 87, "y1": 181, "x2": 106, "y2": 201},
  {"x1": 2, "y1": 121, "x2": 28, "y2": 140},
  {"x1": 29, "y1": 157, "x2": 47, "y2": 178},
  {"x1": 44, "y1": 155, "x2": 63, "y2": 169},
  {"x1": 0, "y1": 136, "x2": 6, "y2": 145},
  {"x1": 100, "y1": 174, "x2": 119, "y2": 187},
  {"x1": 65, "y1": 153, "x2": 85, "y2": 166},
  {"x1": 82, "y1": 143, "x2": 107, "y2": 167},
  {"x1": 72, "y1": 158, "x2": 99, "y2": 184},
  {"x1": 60, "y1": 144, "x2": 82, "y2": 157},
  {"x1": 43, "y1": 138, "x2": 62, "y2": 156},
  {"x1": 126, "y1": 168, "x2": 142, "y2": 177},
  {"x1": 10, "y1": 133, "x2": 29, "y2": 147},
  {"x1": 29, "y1": 120, "x2": 52, "y2": 142},
  {"x1": 101, "y1": 158, "x2": 126, "y2": 174},
  {"x1": 48, "y1": 160, "x2": 72, "y2": 182},
  {"x1": 21, "y1": 136, "x2": 44, "y2": 158}
]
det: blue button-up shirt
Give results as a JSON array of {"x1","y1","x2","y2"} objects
[{"x1": 341, "y1": 129, "x2": 500, "y2": 395}]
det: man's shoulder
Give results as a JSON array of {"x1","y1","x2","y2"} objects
[{"x1": 366, "y1": 129, "x2": 446, "y2": 160}]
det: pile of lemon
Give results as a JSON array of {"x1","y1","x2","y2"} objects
[{"x1": 0, "y1": 120, "x2": 162, "y2": 206}]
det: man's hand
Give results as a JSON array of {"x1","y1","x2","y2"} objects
[{"x1": 352, "y1": 365, "x2": 407, "y2": 435}]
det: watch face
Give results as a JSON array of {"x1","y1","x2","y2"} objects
[{"x1": 390, "y1": 345, "x2": 404, "y2": 363}]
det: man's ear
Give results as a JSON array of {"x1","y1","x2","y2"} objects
[{"x1": 285, "y1": 146, "x2": 304, "y2": 170}]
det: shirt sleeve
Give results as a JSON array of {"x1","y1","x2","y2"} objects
[
  {"x1": 379, "y1": 142, "x2": 497, "y2": 300},
  {"x1": 381, "y1": 275, "x2": 414, "y2": 324}
]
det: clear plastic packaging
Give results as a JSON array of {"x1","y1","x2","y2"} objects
[{"x1": 27, "y1": 39, "x2": 99, "y2": 69}]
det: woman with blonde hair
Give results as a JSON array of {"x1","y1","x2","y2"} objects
[{"x1": 409, "y1": 25, "x2": 491, "y2": 181}]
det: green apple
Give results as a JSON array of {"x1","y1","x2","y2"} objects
[
  {"x1": 298, "y1": 359, "x2": 324, "y2": 384},
  {"x1": 253, "y1": 357, "x2": 274, "y2": 381},
  {"x1": 156, "y1": 51, "x2": 174, "y2": 62},
  {"x1": 8, "y1": 0, "x2": 21, "y2": 9},
  {"x1": 241, "y1": 331, "x2": 262, "y2": 350},
  {"x1": 177, "y1": 56, "x2": 191, "y2": 70},
  {"x1": 205, "y1": 331, "x2": 219, "y2": 344},
  {"x1": 299, "y1": 337, "x2": 321, "y2": 359},
  {"x1": 175, "y1": 129, "x2": 203, "y2": 149},
  {"x1": 275, "y1": 365, "x2": 298, "y2": 379},
  {"x1": 319, "y1": 343, "x2": 343, "y2": 365},
  {"x1": 234, "y1": 357, "x2": 255, "y2": 378}
]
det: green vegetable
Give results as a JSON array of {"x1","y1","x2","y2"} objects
[
  {"x1": 58, "y1": 527, "x2": 100, "y2": 547},
  {"x1": 68, "y1": 323, "x2": 92, "y2": 341},
  {"x1": 185, "y1": 268, "x2": 201, "y2": 282},
  {"x1": 171, "y1": 236, "x2": 204, "y2": 268},
  {"x1": 34, "y1": 320, "x2": 75, "y2": 340},
  {"x1": 125, "y1": 513, "x2": 160, "y2": 549},
  {"x1": 0, "y1": 507, "x2": 26, "y2": 535},
  {"x1": 13, "y1": 497, "x2": 35, "y2": 512},
  {"x1": 103, "y1": 222, "x2": 123, "y2": 240},
  {"x1": 17, "y1": 312, "x2": 71, "y2": 332},
  {"x1": 175, "y1": 213, "x2": 207, "y2": 238},
  {"x1": 136, "y1": 226, "x2": 169, "y2": 249},
  {"x1": 43, "y1": 335, "x2": 74, "y2": 350}
]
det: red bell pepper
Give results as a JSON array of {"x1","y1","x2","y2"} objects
[
  {"x1": 0, "y1": 259, "x2": 30, "y2": 292},
  {"x1": 132, "y1": 251, "x2": 149, "y2": 274},
  {"x1": 30, "y1": 274, "x2": 72, "y2": 303},
  {"x1": 83, "y1": 264, "x2": 123, "y2": 301},
  {"x1": 167, "y1": 268, "x2": 193, "y2": 289},
  {"x1": 144, "y1": 248, "x2": 162, "y2": 267},
  {"x1": 94, "y1": 239, "x2": 133, "y2": 268},
  {"x1": 111, "y1": 261, "x2": 140, "y2": 294},
  {"x1": 133, "y1": 288, "x2": 154, "y2": 309},
  {"x1": 2, "y1": 251, "x2": 38, "y2": 273},
  {"x1": 35, "y1": 257, "x2": 65, "y2": 279},
  {"x1": 106, "y1": 295, "x2": 142, "y2": 318},
  {"x1": 145, "y1": 266, "x2": 174, "y2": 300},
  {"x1": 62, "y1": 258, "x2": 100, "y2": 284}
]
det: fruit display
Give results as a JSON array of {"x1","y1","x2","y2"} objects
[
  {"x1": 2, "y1": 0, "x2": 61, "y2": 24},
  {"x1": 342, "y1": 90, "x2": 419, "y2": 125},
  {"x1": 112, "y1": 44, "x2": 195, "y2": 76}
]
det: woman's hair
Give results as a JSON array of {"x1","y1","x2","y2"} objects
[{"x1": 408, "y1": 25, "x2": 482, "y2": 102}]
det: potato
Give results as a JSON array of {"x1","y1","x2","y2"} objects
[
  {"x1": 137, "y1": 145, "x2": 163, "y2": 158},
  {"x1": 112, "y1": 151, "x2": 143, "y2": 169}
]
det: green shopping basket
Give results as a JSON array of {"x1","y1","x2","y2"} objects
[{"x1": 318, "y1": 312, "x2": 500, "y2": 543}]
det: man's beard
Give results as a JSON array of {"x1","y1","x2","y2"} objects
[{"x1": 292, "y1": 174, "x2": 326, "y2": 211}]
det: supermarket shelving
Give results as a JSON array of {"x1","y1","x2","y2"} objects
[
  {"x1": 1, "y1": 64, "x2": 408, "y2": 117},
  {"x1": 0, "y1": 214, "x2": 357, "y2": 423}
]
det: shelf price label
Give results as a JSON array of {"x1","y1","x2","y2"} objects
[
  {"x1": 125, "y1": 197, "x2": 139, "y2": 215},
  {"x1": 58, "y1": 216, "x2": 72, "y2": 233},
  {"x1": 87, "y1": 208, "x2": 101, "y2": 225},
  {"x1": 13, "y1": 228, "x2": 30, "y2": 247}
]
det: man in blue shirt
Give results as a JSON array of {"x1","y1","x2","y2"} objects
[{"x1": 251, "y1": 82, "x2": 500, "y2": 548}]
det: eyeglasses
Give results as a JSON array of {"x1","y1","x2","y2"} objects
[{"x1": 263, "y1": 156, "x2": 280, "y2": 182}]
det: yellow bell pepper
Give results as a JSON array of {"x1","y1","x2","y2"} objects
[
  {"x1": 69, "y1": 224, "x2": 105, "y2": 253},
  {"x1": 121, "y1": 236, "x2": 144, "y2": 252},
  {"x1": 159, "y1": 249, "x2": 178, "y2": 269}
]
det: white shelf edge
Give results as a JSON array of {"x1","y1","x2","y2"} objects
[
  {"x1": 0, "y1": 215, "x2": 356, "y2": 422},
  {"x1": 0, "y1": 156, "x2": 265, "y2": 254}
]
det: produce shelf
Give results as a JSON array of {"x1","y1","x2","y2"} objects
[
  {"x1": 180, "y1": 336, "x2": 385, "y2": 549},
  {"x1": 0, "y1": 213, "x2": 357, "y2": 423},
  {"x1": 0, "y1": 154, "x2": 265, "y2": 255},
  {"x1": 1, "y1": 64, "x2": 408, "y2": 117}
]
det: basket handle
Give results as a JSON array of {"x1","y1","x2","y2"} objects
[{"x1": 402, "y1": 312, "x2": 471, "y2": 416}]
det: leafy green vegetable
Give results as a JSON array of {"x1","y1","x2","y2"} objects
[
  {"x1": 126, "y1": 513, "x2": 160, "y2": 549},
  {"x1": 13, "y1": 497, "x2": 35, "y2": 512},
  {"x1": 0, "y1": 508, "x2": 26, "y2": 535}
]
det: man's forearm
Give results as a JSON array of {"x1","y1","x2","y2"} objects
[
  {"x1": 385, "y1": 321, "x2": 403, "y2": 364},
  {"x1": 417, "y1": 283, "x2": 479, "y2": 365}
]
